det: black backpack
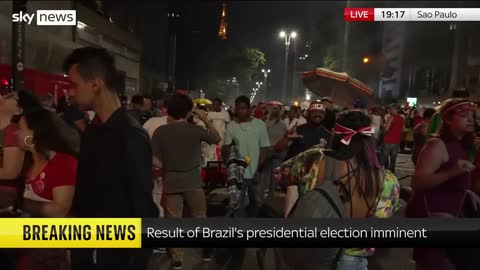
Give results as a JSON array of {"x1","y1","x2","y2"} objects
[{"x1": 258, "y1": 156, "x2": 345, "y2": 270}]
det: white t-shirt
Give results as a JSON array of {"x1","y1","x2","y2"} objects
[
  {"x1": 194, "y1": 117, "x2": 218, "y2": 165},
  {"x1": 208, "y1": 110, "x2": 230, "y2": 145},
  {"x1": 143, "y1": 116, "x2": 168, "y2": 138},
  {"x1": 371, "y1": 115, "x2": 382, "y2": 139},
  {"x1": 144, "y1": 116, "x2": 168, "y2": 217},
  {"x1": 284, "y1": 116, "x2": 307, "y2": 130}
]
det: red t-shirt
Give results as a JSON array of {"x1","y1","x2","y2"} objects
[
  {"x1": 254, "y1": 108, "x2": 265, "y2": 119},
  {"x1": 384, "y1": 114, "x2": 405, "y2": 145},
  {"x1": 413, "y1": 114, "x2": 423, "y2": 128},
  {"x1": 23, "y1": 152, "x2": 77, "y2": 202}
]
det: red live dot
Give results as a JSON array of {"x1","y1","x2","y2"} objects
[{"x1": 344, "y1": 8, "x2": 375, "y2": 22}]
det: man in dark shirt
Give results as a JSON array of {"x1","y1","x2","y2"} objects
[
  {"x1": 129, "y1": 94, "x2": 149, "y2": 125},
  {"x1": 64, "y1": 47, "x2": 156, "y2": 270},
  {"x1": 286, "y1": 100, "x2": 332, "y2": 160},
  {"x1": 152, "y1": 94, "x2": 220, "y2": 269},
  {"x1": 144, "y1": 95, "x2": 162, "y2": 118}
]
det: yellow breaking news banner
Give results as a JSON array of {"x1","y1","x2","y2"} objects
[{"x1": 0, "y1": 218, "x2": 141, "y2": 248}]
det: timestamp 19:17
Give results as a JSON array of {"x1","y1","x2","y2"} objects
[{"x1": 381, "y1": 10, "x2": 406, "y2": 18}]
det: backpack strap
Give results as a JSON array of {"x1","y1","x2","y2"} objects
[
  {"x1": 313, "y1": 187, "x2": 342, "y2": 218},
  {"x1": 311, "y1": 186, "x2": 344, "y2": 269},
  {"x1": 324, "y1": 155, "x2": 339, "y2": 183}
]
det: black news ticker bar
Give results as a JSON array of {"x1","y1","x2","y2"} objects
[{"x1": 141, "y1": 218, "x2": 480, "y2": 248}]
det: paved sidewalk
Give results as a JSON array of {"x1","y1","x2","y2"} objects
[{"x1": 150, "y1": 154, "x2": 416, "y2": 270}]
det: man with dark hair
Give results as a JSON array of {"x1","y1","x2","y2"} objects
[
  {"x1": 221, "y1": 96, "x2": 270, "y2": 270},
  {"x1": 119, "y1": 95, "x2": 128, "y2": 109},
  {"x1": 63, "y1": 47, "x2": 156, "y2": 270},
  {"x1": 284, "y1": 105, "x2": 306, "y2": 130},
  {"x1": 144, "y1": 95, "x2": 170, "y2": 138},
  {"x1": 211, "y1": 98, "x2": 223, "y2": 114},
  {"x1": 129, "y1": 94, "x2": 149, "y2": 125},
  {"x1": 144, "y1": 95, "x2": 162, "y2": 118},
  {"x1": 152, "y1": 93, "x2": 220, "y2": 269},
  {"x1": 253, "y1": 101, "x2": 266, "y2": 119},
  {"x1": 225, "y1": 96, "x2": 270, "y2": 217},
  {"x1": 281, "y1": 101, "x2": 332, "y2": 160}
]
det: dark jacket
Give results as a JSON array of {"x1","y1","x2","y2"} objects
[
  {"x1": 73, "y1": 108, "x2": 157, "y2": 218},
  {"x1": 286, "y1": 123, "x2": 332, "y2": 160}
]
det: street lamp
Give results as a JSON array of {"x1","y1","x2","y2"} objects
[
  {"x1": 261, "y1": 69, "x2": 270, "y2": 99},
  {"x1": 279, "y1": 30, "x2": 297, "y2": 103},
  {"x1": 362, "y1": 57, "x2": 370, "y2": 64}
]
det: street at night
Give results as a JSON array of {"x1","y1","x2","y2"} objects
[
  {"x1": 1, "y1": 0, "x2": 480, "y2": 270},
  {"x1": 149, "y1": 153, "x2": 416, "y2": 270}
]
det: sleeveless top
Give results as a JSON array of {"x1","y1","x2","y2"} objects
[
  {"x1": 406, "y1": 138, "x2": 470, "y2": 217},
  {"x1": 282, "y1": 146, "x2": 401, "y2": 256}
]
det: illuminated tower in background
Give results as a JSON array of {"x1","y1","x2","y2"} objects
[{"x1": 218, "y1": 2, "x2": 227, "y2": 40}]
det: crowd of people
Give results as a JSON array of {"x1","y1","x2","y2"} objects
[{"x1": 0, "y1": 46, "x2": 478, "y2": 270}]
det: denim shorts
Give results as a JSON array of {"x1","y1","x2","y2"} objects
[{"x1": 336, "y1": 254, "x2": 368, "y2": 270}]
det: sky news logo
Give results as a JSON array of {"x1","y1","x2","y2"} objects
[{"x1": 12, "y1": 10, "x2": 76, "y2": 26}]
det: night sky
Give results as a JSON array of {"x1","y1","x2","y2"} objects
[
  {"x1": 179, "y1": 1, "x2": 350, "y2": 97},
  {"x1": 92, "y1": 0, "x2": 479, "y2": 100}
]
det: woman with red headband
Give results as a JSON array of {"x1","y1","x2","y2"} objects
[
  {"x1": 276, "y1": 110, "x2": 400, "y2": 269},
  {"x1": 407, "y1": 98, "x2": 475, "y2": 269}
]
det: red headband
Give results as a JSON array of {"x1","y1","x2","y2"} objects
[{"x1": 333, "y1": 123, "x2": 374, "y2": 145}]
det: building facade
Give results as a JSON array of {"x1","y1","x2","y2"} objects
[{"x1": 0, "y1": 0, "x2": 144, "y2": 97}]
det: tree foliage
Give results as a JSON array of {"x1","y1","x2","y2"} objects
[
  {"x1": 206, "y1": 47, "x2": 266, "y2": 98},
  {"x1": 321, "y1": 46, "x2": 338, "y2": 70},
  {"x1": 216, "y1": 47, "x2": 266, "y2": 81}
]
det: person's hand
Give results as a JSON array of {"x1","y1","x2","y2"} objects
[
  {"x1": 451, "y1": 160, "x2": 475, "y2": 176},
  {"x1": 273, "y1": 167, "x2": 282, "y2": 183},
  {"x1": 195, "y1": 108, "x2": 208, "y2": 121},
  {"x1": 286, "y1": 126, "x2": 303, "y2": 139},
  {"x1": 474, "y1": 136, "x2": 480, "y2": 147}
]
